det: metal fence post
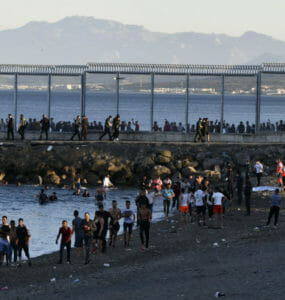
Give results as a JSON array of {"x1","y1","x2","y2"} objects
[
  {"x1": 220, "y1": 75, "x2": 225, "y2": 134},
  {"x1": 116, "y1": 72, "x2": 119, "y2": 115},
  {"x1": 186, "y1": 74, "x2": 189, "y2": 132},
  {"x1": 47, "y1": 74, "x2": 51, "y2": 120},
  {"x1": 150, "y1": 73, "x2": 154, "y2": 131},
  {"x1": 255, "y1": 72, "x2": 261, "y2": 133},
  {"x1": 14, "y1": 73, "x2": 18, "y2": 130},
  {"x1": 81, "y1": 72, "x2": 86, "y2": 116}
]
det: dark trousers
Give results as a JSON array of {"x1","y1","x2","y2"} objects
[
  {"x1": 39, "y1": 128, "x2": 48, "y2": 140},
  {"x1": 163, "y1": 199, "x2": 170, "y2": 217},
  {"x1": 112, "y1": 129, "x2": 119, "y2": 140},
  {"x1": 194, "y1": 130, "x2": 202, "y2": 142},
  {"x1": 59, "y1": 241, "x2": 71, "y2": 262},
  {"x1": 18, "y1": 243, "x2": 30, "y2": 260},
  {"x1": 267, "y1": 206, "x2": 280, "y2": 226},
  {"x1": 237, "y1": 189, "x2": 243, "y2": 205},
  {"x1": 84, "y1": 236, "x2": 93, "y2": 263},
  {"x1": 99, "y1": 128, "x2": 112, "y2": 141},
  {"x1": 7, "y1": 128, "x2": 14, "y2": 140},
  {"x1": 245, "y1": 194, "x2": 251, "y2": 215},
  {"x1": 140, "y1": 221, "x2": 150, "y2": 248},
  {"x1": 101, "y1": 229, "x2": 107, "y2": 253},
  {"x1": 71, "y1": 128, "x2": 81, "y2": 140},
  {"x1": 256, "y1": 173, "x2": 262, "y2": 186},
  {"x1": 18, "y1": 126, "x2": 26, "y2": 140},
  {"x1": 172, "y1": 196, "x2": 179, "y2": 209},
  {"x1": 81, "y1": 127, "x2": 87, "y2": 140},
  {"x1": 9, "y1": 241, "x2": 17, "y2": 263},
  {"x1": 208, "y1": 204, "x2": 213, "y2": 218}
]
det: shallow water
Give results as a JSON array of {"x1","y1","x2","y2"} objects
[{"x1": 0, "y1": 185, "x2": 165, "y2": 257}]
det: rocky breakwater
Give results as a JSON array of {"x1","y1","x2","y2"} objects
[{"x1": 0, "y1": 142, "x2": 283, "y2": 186}]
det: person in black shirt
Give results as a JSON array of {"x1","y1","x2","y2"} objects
[
  {"x1": 135, "y1": 190, "x2": 150, "y2": 225},
  {"x1": 81, "y1": 212, "x2": 96, "y2": 264},
  {"x1": 244, "y1": 177, "x2": 252, "y2": 216},
  {"x1": 99, "y1": 115, "x2": 112, "y2": 141},
  {"x1": 96, "y1": 204, "x2": 111, "y2": 253},
  {"x1": 16, "y1": 218, "x2": 32, "y2": 266},
  {"x1": 1, "y1": 216, "x2": 10, "y2": 238},
  {"x1": 194, "y1": 118, "x2": 202, "y2": 143},
  {"x1": 81, "y1": 115, "x2": 88, "y2": 140},
  {"x1": 39, "y1": 114, "x2": 50, "y2": 140},
  {"x1": 71, "y1": 115, "x2": 81, "y2": 141},
  {"x1": 6, "y1": 114, "x2": 14, "y2": 141}
]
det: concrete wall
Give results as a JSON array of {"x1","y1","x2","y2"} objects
[{"x1": 1, "y1": 130, "x2": 285, "y2": 143}]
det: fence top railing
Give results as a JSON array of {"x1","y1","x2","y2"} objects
[{"x1": 0, "y1": 62, "x2": 284, "y2": 76}]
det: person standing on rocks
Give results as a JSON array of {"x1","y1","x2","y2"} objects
[
  {"x1": 266, "y1": 189, "x2": 281, "y2": 228},
  {"x1": 81, "y1": 212, "x2": 96, "y2": 265},
  {"x1": 81, "y1": 115, "x2": 88, "y2": 140},
  {"x1": 71, "y1": 115, "x2": 81, "y2": 141},
  {"x1": 18, "y1": 114, "x2": 27, "y2": 140},
  {"x1": 112, "y1": 114, "x2": 121, "y2": 141},
  {"x1": 56, "y1": 220, "x2": 72, "y2": 264},
  {"x1": 162, "y1": 184, "x2": 175, "y2": 218},
  {"x1": 254, "y1": 160, "x2": 263, "y2": 187},
  {"x1": 39, "y1": 114, "x2": 50, "y2": 140},
  {"x1": 99, "y1": 115, "x2": 112, "y2": 141},
  {"x1": 244, "y1": 177, "x2": 252, "y2": 216},
  {"x1": 72, "y1": 210, "x2": 84, "y2": 257},
  {"x1": 138, "y1": 202, "x2": 152, "y2": 250},
  {"x1": 6, "y1": 114, "x2": 14, "y2": 141}
]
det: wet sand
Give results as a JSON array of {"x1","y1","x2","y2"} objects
[{"x1": 1, "y1": 197, "x2": 285, "y2": 300}]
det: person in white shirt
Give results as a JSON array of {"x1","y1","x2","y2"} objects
[
  {"x1": 254, "y1": 160, "x2": 263, "y2": 186},
  {"x1": 212, "y1": 187, "x2": 225, "y2": 228},
  {"x1": 194, "y1": 188, "x2": 206, "y2": 226},
  {"x1": 103, "y1": 175, "x2": 114, "y2": 188},
  {"x1": 122, "y1": 201, "x2": 135, "y2": 247},
  {"x1": 179, "y1": 188, "x2": 189, "y2": 228}
]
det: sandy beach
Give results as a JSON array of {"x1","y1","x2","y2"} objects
[{"x1": 1, "y1": 186, "x2": 285, "y2": 300}]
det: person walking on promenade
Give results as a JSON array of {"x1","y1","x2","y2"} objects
[
  {"x1": 194, "y1": 118, "x2": 203, "y2": 142},
  {"x1": 138, "y1": 203, "x2": 152, "y2": 250},
  {"x1": 56, "y1": 220, "x2": 72, "y2": 264},
  {"x1": 71, "y1": 115, "x2": 81, "y2": 141},
  {"x1": 39, "y1": 114, "x2": 50, "y2": 140},
  {"x1": 244, "y1": 177, "x2": 252, "y2": 216},
  {"x1": 112, "y1": 114, "x2": 121, "y2": 141},
  {"x1": 81, "y1": 212, "x2": 96, "y2": 265},
  {"x1": 254, "y1": 160, "x2": 263, "y2": 186},
  {"x1": 6, "y1": 114, "x2": 14, "y2": 140},
  {"x1": 99, "y1": 115, "x2": 112, "y2": 141},
  {"x1": 266, "y1": 189, "x2": 281, "y2": 228},
  {"x1": 18, "y1": 114, "x2": 27, "y2": 140},
  {"x1": 81, "y1": 115, "x2": 88, "y2": 140},
  {"x1": 16, "y1": 218, "x2": 32, "y2": 267}
]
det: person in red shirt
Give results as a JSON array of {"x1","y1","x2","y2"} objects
[
  {"x1": 276, "y1": 158, "x2": 284, "y2": 187},
  {"x1": 56, "y1": 220, "x2": 72, "y2": 264}
]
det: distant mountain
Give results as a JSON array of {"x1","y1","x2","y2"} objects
[{"x1": 0, "y1": 16, "x2": 285, "y2": 65}]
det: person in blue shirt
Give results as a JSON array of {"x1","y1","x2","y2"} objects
[
  {"x1": 162, "y1": 184, "x2": 175, "y2": 218},
  {"x1": 266, "y1": 189, "x2": 281, "y2": 227}
]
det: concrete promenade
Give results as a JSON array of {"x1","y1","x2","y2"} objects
[{"x1": 0, "y1": 130, "x2": 285, "y2": 144}]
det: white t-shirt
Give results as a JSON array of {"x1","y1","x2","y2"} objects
[
  {"x1": 103, "y1": 177, "x2": 113, "y2": 187},
  {"x1": 147, "y1": 192, "x2": 155, "y2": 205},
  {"x1": 255, "y1": 163, "x2": 263, "y2": 174},
  {"x1": 180, "y1": 193, "x2": 189, "y2": 207},
  {"x1": 122, "y1": 208, "x2": 135, "y2": 224},
  {"x1": 212, "y1": 192, "x2": 224, "y2": 206},
  {"x1": 194, "y1": 190, "x2": 204, "y2": 206}
]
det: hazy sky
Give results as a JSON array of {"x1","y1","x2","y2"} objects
[{"x1": 1, "y1": 0, "x2": 284, "y2": 40}]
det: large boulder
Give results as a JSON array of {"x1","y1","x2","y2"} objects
[
  {"x1": 156, "y1": 150, "x2": 173, "y2": 164},
  {"x1": 151, "y1": 165, "x2": 171, "y2": 178},
  {"x1": 181, "y1": 166, "x2": 198, "y2": 177},
  {"x1": 46, "y1": 170, "x2": 61, "y2": 185},
  {"x1": 0, "y1": 170, "x2": 5, "y2": 182}
]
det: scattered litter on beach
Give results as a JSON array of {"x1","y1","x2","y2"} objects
[
  {"x1": 50, "y1": 278, "x2": 56, "y2": 283},
  {"x1": 221, "y1": 238, "x2": 226, "y2": 242},
  {"x1": 103, "y1": 263, "x2": 110, "y2": 267},
  {"x1": 53, "y1": 266, "x2": 56, "y2": 270},
  {"x1": 213, "y1": 242, "x2": 219, "y2": 248},
  {"x1": 1, "y1": 286, "x2": 8, "y2": 291},
  {"x1": 196, "y1": 239, "x2": 200, "y2": 244},
  {"x1": 215, "y1": 291, "x2": 225, "y2": 297},
  {"x1": 47, "y1": 145, "x2": 53, "y2": 151},
  {"x1": 69, "y1": 275, "x2": 73, "y2": 278},
  {"x1": 171, "y1": 226, "x2": 175, "y2": 229},
  {"x1": 73, "y1": 279, "x2": 80, "y2": 284},
  {"x1": 253, "y1": 227, "x2": 260, "y2": 231}
]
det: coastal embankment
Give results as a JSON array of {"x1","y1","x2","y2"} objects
[{"x1": 0, "y1": 141, "x2": 283, "y2": 186}]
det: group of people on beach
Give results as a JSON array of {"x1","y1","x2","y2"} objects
[{"x1": 0, "y1": 216, "x2": 32, "y2": 266}]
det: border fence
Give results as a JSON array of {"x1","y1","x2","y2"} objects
[{"x1": 0, "y1": 63, "x2": 285, "y2": 132}]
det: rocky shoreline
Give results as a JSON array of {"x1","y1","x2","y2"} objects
[{"x1": 0, "y1": 141, "x2": 283, "y2": 186}]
